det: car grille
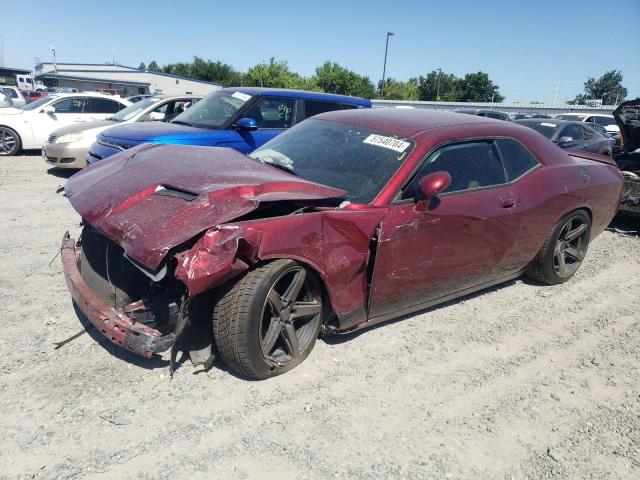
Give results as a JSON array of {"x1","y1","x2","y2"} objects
[{"x1": 48, "y1": 133, "x2": 57, "y2": 144}]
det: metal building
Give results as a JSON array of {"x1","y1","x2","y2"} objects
[{"x1": 34, "y1": 62, "x2": 221, "y2": 96}]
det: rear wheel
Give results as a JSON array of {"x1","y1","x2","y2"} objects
[
  {"x1": 0, "y1": 127, "x2": 20, "y2": 156},
  {"x1": 212, "y1": 259, "x2": 324, "y2": 379},
  {"x1": 527, "y1": 210, "x2": 591, "y2": 285}
]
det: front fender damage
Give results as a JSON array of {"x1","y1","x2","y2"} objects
[{"x1": 173, "y1": 210, "x2": 387, "y2": 331}]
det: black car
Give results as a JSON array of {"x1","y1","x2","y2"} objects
[
  {"x1": 515, "y1": 119, "x2": 611, "y2": 156},
  {"x1": 612, "y1": 99, "x2": 640, "y2": 214}
]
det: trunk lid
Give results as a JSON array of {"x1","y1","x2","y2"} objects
[
  {"x1": 613, "y1": 99, "x2": 640, "y2": 153},
  {"x1": 65, "y1": 144, "x2": 346, "y2": 270}
]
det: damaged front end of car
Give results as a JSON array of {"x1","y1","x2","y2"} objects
[{"x1": 61, "y1": 144, "x2": 385, "y2": 370}]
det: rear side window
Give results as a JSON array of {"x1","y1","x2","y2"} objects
[
  {"x1": 496, "y1": 139, "x2": 539, "y2": 181},
  {"x1": 304, "y1": 101, "x2": 342, "y2": 118},
  {"x1": 1, "y1": 88, "x2": 18, "y2": 98},
  {"x1": 86, "y1": 98, "x2": 123, "y2": 113},
  {"x1": 561, "y1": 124, "x2": 584, "y2": 141}
]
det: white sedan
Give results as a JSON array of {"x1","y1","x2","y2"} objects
[{"x1": 0, "y1": 93, "x2": 130, "y2": 156}]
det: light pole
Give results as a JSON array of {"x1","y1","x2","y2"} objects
[
  {"x1": 380, "y1": 32, "x2": 394, "y2": 99},
  {"x1": 436, "y1": 68, "x2": 443, "y2": 101},
  {"x1": 50, "y1": 46, "x2": 56, "y2": 72}
]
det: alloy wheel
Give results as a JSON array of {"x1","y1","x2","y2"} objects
[
  {"x1": 553, "y1": 216, "x2": 589, "y2": 278},
  {"x1": 0, "y1": 128, "x2": 17, "y2": 155},
  {"x1": 260, "y1": 266, "x2": 322, "y2": 367}
]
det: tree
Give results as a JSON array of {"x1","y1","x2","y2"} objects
[
  {"x1": 313, "y1": 61, "x2": 376, "y2": 98},
  {"x1": 418, "y1": 70, "x2": 459, "y2": 101},
  {"x1": 377, "y1": 78, "x2": 419, "y2": 100},
  {"x1": 573, "y1": 70, "x2": 627, "y2": 105},
  {"x1": 147, "y1": 60, "x2": 161, "y2": 72},
  {"x1": 138, "y1": 62, "x2": 146, "y2": 71},
  {"x1": 457, "y1": 72, "x2": 504, "y2": 102},
  {"x1": 244, "y1": 58, "x2": 307, "y2": 89}
]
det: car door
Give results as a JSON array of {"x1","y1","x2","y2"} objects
[
  {"x1": 225, "y1": 96, "x2": 298, "y2": 153},
  {"x1": 368, "y1": 140, "x2": 524, "y2": 319},
  {"x1": 31, "y1": 97, "x2": 87, "y2": 145}
]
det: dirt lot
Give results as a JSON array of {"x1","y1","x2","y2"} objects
[{"x1": 1, "y1": 154, "x2": 639, "y2": 480}]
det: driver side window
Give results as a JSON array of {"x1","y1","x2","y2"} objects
[
  {"x1": 401, "y1": 141, "x2": 507, "y2": 200},
  {"x1": 53, "y1": 97, "x2": 85, "y2": 113}
]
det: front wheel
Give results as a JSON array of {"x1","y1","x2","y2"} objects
[
  {"x1": 212, "y1": 259, "x2": 324, "y2": 379},
  {"x1": 0, "y1": 127, "x2": 21, "y2": 156},
  {"x1": 527, "y1": 210, "x2": 591, "y2": 285}
]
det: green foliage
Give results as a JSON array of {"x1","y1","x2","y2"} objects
[
  {"x1": 162, "y1": 56, "x2": 241, "y2": 87},
  {"x1": 418, "y1": 70, "x2": 503, "y2": 102},
  {"x1": 457, "y1": 72, "x2": 504, "y2": 102},
  {"x1": 574, "y1": 70, "x2": 627, "y2": 105},
  {"x1": 378, "y1": 77, "x2": 419, "y2": 100},
  {"x1": 244, "y1": 58, "x2": 307, "y2": 89},
  {"x1": 313, "y1": 61, "x2": 376, "y2": 98},
  {"x1": 147, "y1": 60, "x2": 161, "y2": 72},
  {"x1": 418, "y1": 71, "x2": 459, "y2": 101}
]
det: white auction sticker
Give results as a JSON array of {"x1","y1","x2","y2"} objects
[
  {"x1": 231, "y1": 91, "x2": 252, "y2": 102},
  {"x1": 540, "y1": 122, "x2": 557, "y2": 127},
  {"x1": 363, "y1": 134, "x2": 410, "y2": 153}
]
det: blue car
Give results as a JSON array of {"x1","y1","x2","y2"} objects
[{"x1": 86, "y1": 87, "x2": 371, "y2": 164}]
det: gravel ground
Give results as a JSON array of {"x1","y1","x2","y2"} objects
[{"x1": 1, "y1": 154, "x2": 639, "y2": 480}]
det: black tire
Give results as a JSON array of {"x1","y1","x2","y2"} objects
[
  {"x1": 0, "y1": 126, "x2": 21, "y2": 156},
  {"x1": 212, "y1": 259, "x2": 324, "y2": 379},
  {"x1": 527, "y1": 210, "x2": 591, "y2": 285},
  {"x1": 79, "y1": 226, "x2": 148, "y2": 308}
]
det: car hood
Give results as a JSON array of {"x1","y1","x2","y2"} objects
[
  {"x1": 0, "y1": 107, "x2": 24, "y2": 116},
  {"x1": 613, "y1": 99, "x2": 640, "y2": 153},
  {"x1": 65, "y1": 143, "x2": 347, "y2": 270},
  {"x1": 100, "y1": 121, "x2": 214, "y2": 143},
  {"x1": 52, "y1": 119, "x2": 119, "y2": 137}
]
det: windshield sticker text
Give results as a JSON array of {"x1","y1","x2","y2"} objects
[
  {"x1": 231, "y1": 92, "x2": 251, "y2": 102},
  {"x1": 363, "y1": 134, "x2": 410, "y2": 153}
]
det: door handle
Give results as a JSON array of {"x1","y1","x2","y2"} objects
[{"x1": 500, "y1": 198, "x2": 517, "y2": 208}]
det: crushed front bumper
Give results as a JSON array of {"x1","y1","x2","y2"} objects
[{"x1": 60, "y1": 232, "x2": 175, "y2": 357}]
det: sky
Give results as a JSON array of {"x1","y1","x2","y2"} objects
[{"x1": 1, "y1": 0, "x2": 638, "y2": 103}]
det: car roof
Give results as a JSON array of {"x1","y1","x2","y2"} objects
[
  {"x1": 315, "y1": 107, "x2": 507, "y2": 137},
  {"x1": 219, "y1": 87, "x2": 371, "y2": 106},
  {"x1": 53, "y1": 92, "x2": 128, "y2": 101}
]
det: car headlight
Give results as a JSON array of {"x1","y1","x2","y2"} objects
[{"x1": 55, "y1": 132, "x2": 87, "y2": 144}]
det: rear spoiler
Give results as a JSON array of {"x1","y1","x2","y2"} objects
[{"x1": 567, "y1": 150, "x2": 617, "y2": 167}]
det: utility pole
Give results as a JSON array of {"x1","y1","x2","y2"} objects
[
  {"x1": 112, "y1": 49, "x2": 117, "y2": 65},
  {"x1": 614, "y1": 91, "x2": 619, "y2": 106},
  {"x1": 0, "y1": 35, "x2": 4, "y2": 67},
  {"x1": 51, "y1": 47, "x2": 56, "y2": 72},
  {"x1": 553, "y1": 81, "x2": 560, "y2": 107},
  {"x1": 436, "y1": 68, "x2": 442, "y2": 101},
  {"x1": 380, "y1": 32, "x2": 394, "y2": 99}
]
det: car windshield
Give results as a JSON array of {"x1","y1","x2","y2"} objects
[
  {"x1": 171, "y1": 90, "x2": 250, "y2": 129},
  {"x1": 20, "y1": 96, "x2": 57, "y2": 111},
  {"x1": 521, "y1": 121, "x2": 559, "y2": 139},
  {"x1": 109, "y1": 97, "x2": 163, "y2": 122},
  {"x1": 249, "y1": 119, "x2": 415, "y2": 204}
]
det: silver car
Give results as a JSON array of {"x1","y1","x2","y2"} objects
[{"x1": 43, "y1": 95, "x2": 201, "y2": 169}]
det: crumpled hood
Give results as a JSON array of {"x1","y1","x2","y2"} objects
[
  {"x1": 65, "y1": 143, "x2": 346, "y2": 270},
  {"x1": 100, "y1": 121, "x2": 215, "y2": 143},
  {"x1": 613, "y1": 99, "x2": 640, "y2": 153}
]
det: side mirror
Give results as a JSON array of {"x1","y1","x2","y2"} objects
[
  {"x1": 141, "y1": 111, "x2": 165, "y2": 122},
  {"x1": 418, "y1": 171, "x2": 452, "y2": 200},
  {"x1": 42, "y1": 105, "x2": 55, "y2": 114},
  {"x1": 235, "y1": 117, "x2": 258, "y2": 131},
  {"x1": 557, "y1": 136, "x2": 574, "y2": 145}
]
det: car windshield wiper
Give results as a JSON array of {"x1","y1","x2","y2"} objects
[
  {"x1": 171, "y1": 120, "x2": 194, "y2": 127},
  {"x1": 263, "y1": 160, "x2": 297, "y2": 176}
]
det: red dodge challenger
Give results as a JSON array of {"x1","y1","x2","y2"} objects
[{"x1": 61, "y1": 108, "x2": 623, "y2": 379}]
